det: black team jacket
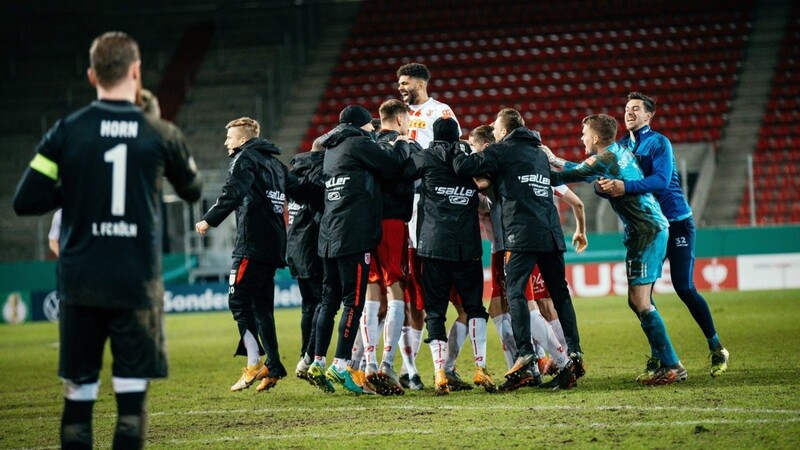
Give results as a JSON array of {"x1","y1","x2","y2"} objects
[
  {"x1": 203, "y1": 137, "x2": 294, "y2": 266},
  {"x1": 402, "y1": 140, "x2": 482, "y2": 262},
  {"x1": 286, "y1": 150, "x2": 325, "y2": 279},
  {"x1": 318, "y1": 124, "x2": 408, "y2": 258},
  {"x1": 452, "y1": 127, "x2": 566, "y2": 253},
  {"x1": 375, "y1": 129, "x2": 421, "y2": 221}
]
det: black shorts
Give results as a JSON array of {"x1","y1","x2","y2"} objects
[{"x1": 58, "y1": 302, "x2": 167, "y2": 383}]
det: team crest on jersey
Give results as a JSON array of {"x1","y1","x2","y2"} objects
[
  {"x1": 364, "y1": 253, "x2": 371, "y2": 265},
  {"x1": 426, "y1": 109, "x2": 434, "y2": 117}
]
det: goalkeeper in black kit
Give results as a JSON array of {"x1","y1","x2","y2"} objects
[{"x1": 13, "y1": 32, "x2": 201, "y2": 449}]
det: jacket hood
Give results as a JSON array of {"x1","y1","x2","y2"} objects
[
  {"x1": 240, "y1": 137, "x2": 282, "y2": 156},
  {"x1": 321, "y1": 124, "x2": 373, "y2": 148},
  {"x1": 502, "y1": 127, "x2": 542, "y2": 145},
  {"x1": 429, "y1": 140, "x2": 468, "y2": 163}
]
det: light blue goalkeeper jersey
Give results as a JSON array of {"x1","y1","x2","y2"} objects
[
  {"x1": 618, "y1": 125, "x2": 692, "y2": 222},
  {"x1": 551, "y1": 143, "x2": 668, "y2": 238}
]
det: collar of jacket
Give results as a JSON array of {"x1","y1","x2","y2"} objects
[
  {"x1": 321, "y1": 124, "x2": 373, "y2": 148},
  {"x1": 501, "y1": 127, "x2": 542, "y2": 145}
]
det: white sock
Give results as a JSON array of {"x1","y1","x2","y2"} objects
[
  {"x1": 314, "y1": 355, "x2": 326, "y2": 368},
  {"x1": 242, "y1": 330, "x2": 261, "y2": 366},
  {"x1": 349, "y1": 327, "x2": 364, "y2": 369},
  {"x1": 409, "y1": 327, "x2": 423, "y2": 377},
  {"x1": 333, "y1": 358, "x2": 347, "y2": 371},
  {"x1": 501, "y1": 313, "x2": 518, "y2": 362},
  {"x1": 399, "y1": 326, "x2": 410, "y2": 376},
  {"x1": 492, "y1": 315, "x2": 515, "y2": 369},
  {"x1": 534, "y1": 340, "x2": 546, "y2": 359},
  {"x1": 445, "y1": 321, "x2": 467, "y2": 372},
  {"x1": 429, "y1": 340, "x2": 448, "y2": 370},
  {"x1": 549, "y1": 319, "x2": 567, "y2": 348},
  {"x1": 382, "y1": 300, "x2": 405, "y2": 368},
  {"x1": 303, "y1": 353, "x2": 312, "y2": 365},
  {"x1": 401, "y1": 327, "x2": 422, "y2": 377},
  {"x1": 361, "y1": 300, "x2": 380, "y2": 366},
  {"x1": 529, "y1": 310, "x2": 568, "y2": 369},
  {"x1": 468, "y1": 318, "x2": 488, "y2": 368}
]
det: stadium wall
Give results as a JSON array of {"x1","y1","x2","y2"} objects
[{"x1": 2, "y1": 226, "x2": 799, "y2": 323}]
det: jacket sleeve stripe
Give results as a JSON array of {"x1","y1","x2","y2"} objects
[{"x1": 30, "y1": 154, "x2": 59, "y2": 180}]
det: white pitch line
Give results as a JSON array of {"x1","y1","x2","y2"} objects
[
  {"x1": 151, "y1": 403, "x2": 800, "y2": 417},
  {"x1": 162, "y1": 417, "x2": 800, "y2": 446}
]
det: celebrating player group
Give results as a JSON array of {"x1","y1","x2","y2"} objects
[
  {"x1": 12, "y1": 30, "x2": 731, "y2": 449},
  {"x1": 192, "y1": 61, "x2": 731, "y2": 397}
]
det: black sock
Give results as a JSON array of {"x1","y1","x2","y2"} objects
[
  {"x1": 61, "y1": 399, "x2": 94, "y2": 450},
  {"x1": 113, "y1": 391, "x2": 147, "y2": 450}
]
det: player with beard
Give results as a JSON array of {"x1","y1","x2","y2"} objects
[{"x1": 396, "y1": 62, "x2": 461, "y2": 390}]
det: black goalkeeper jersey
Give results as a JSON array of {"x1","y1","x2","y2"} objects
[{"x1": 13, "y1": 99, "x2": 202, "y2": 309}]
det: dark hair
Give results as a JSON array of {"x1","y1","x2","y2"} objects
[
  {"x1": 497, "y1": 108, "x2": 525, "y2": 131},
  {"x1": 396, "y1": 62, "x2": 431, "y2": 81},
  {"x1": 627, "y1": 92, "x2": 657, "y2": 114},
  {"x1": 379, "y1": 99, "x2": 410, "y2": 122},
  {"x1": 582, "y1": 114, "x2": 618, "y2": 144},
  {"x1": 90, "y1": 32, "x2": 140, "y2": 88},
  {"x1": 470, "y1": 125, "x2": 495, "y2": 147}
]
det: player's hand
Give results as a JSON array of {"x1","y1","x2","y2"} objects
[
  {"x1": 572, "y1": 232, "x2": 588, "y2": 253},
  {"x1": 195, "y1": 220, "x2": 210, "y2": 235},
  {"x1": 597, "y1": 177, "x2": 625, "y2": 197},
  {"x1": 393, "y1": 135, "x2": 410, "y2": 143},
  {"x1": 454, "y1": 141, "x2": 471, "y2": 155},
  {"x1": 540, "y1": 145, "x2": 565, "y2": 168}
]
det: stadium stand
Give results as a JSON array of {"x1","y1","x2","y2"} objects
[
  {"x1": 737, "y1": 5, "x2": 800, "y2": 225},
  {"x1": 301, "y1": 0, "x2": 753, "y2": 162},
  {"x1": 299, "y1": 0, "x2": 757, "y2": 231}
]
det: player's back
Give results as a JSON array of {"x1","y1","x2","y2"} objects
[{"x1": 54, "y1": 99, "x2": 197, "y2": 308}]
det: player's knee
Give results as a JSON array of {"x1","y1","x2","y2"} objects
[{"x1": 673, "y1": 282, "x2": 696, "y2": 299}]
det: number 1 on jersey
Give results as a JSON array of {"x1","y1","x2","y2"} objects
[{"x1": 104, "y1": 144, "x2": 127, "y2": 216}]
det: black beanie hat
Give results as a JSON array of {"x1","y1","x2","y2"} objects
[
  {"x1": 433, "y1": 117, "x2": 460, "y2": 143},
  {"x1": 339, "y1": 105, "x2": 373, "y2": 127}
]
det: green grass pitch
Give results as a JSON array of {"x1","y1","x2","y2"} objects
[{"x1": 2, "y1": 289, "x2": 799, "y2": 449}]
